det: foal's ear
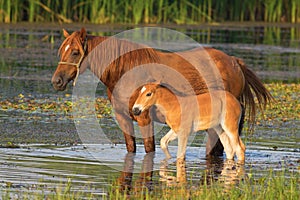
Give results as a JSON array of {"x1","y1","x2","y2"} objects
[
  {"x1": 80, "y1": 27, "x2": 87, "y2": 40},
  {"x1": 63, "y1": 29, "x2": 70, "y2": 38},
  {"x1": 154, "y1": 80, "x2": 162, "y2": 87}
]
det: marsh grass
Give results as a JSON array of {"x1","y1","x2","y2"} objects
[
  {"x1": 1, "y1": 178, "x2": 98, "y2": 200},
  {"x1": 0, "y1": 0, "x2": 299, "y2": 24},
  {"x1": 106, "y1": 169, "x2": 299, "y2": 200},
  {"x1": 4, "y1": 168, "x2": 297, "y2": 199}
]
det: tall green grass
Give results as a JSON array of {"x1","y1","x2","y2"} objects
[{"x1": 0, "y1": 0, "x2": 299, "y2": 24}]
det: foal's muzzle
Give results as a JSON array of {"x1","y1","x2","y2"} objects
[{"x1": 132, "y1": 107, "x2": 142, "y2": 116}]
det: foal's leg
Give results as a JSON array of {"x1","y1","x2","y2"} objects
[
  {"x1": 175, "y1": 130, "x2": 189, "y2": 183},
  {"x1": 214, "y1": 126, "x2": 234, "y2": 160},
  {"x1": 237, "y1": 138, "x2": 246, "y2": 162},
  {"x1": 176, "y1": 130, "x2": 189, "y2": 160},
  {"x1": 160, "y1": 129, "x2": 177, "y2": 159},
  {"x1": 222, "y1": 124, "x2": 245, "y2": 162},
  {"x1": 224, "y1": 102, "x2": 246, "y2": 162}
]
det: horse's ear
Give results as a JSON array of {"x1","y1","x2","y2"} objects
[
  {"x1": 63, "y1": 29, "x2": 70, "y2": 38},
  {"x1": 80, "y1": 27, "x2": 87, "y2": 40}
]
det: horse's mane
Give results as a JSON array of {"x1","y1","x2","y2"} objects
[
  {"x1": 59, "y1": 32, "x2": 208, "y2": 96},
  {"x1": 87, "y1": 36, "x2": 160, "y2": 90}
]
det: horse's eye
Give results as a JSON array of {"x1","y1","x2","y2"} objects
[
  {"x1": 71, "y1": 50, "x2": 79, "y2": 56},
  {"x1": 146, "y1": 92, "x2": 152, "y2": 97}
]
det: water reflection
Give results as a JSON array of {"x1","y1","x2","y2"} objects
[
  {"x1": 116, "y1": 152, "x2": 246, "y2": 194},
  {"x1": 159, "y1": 157, "x2": 246, "y2": 190},
  {"x1": 0, "y1": 144, "x2": 298, "y2": 197},
  {"x1": 219, "y1": 160, "x2": 246, "y2": 191},
  {"x1": 116, "y1": 152, "x2": 154, "y2": 194}
]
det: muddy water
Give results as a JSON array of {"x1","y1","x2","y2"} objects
[{"x1": 0, "y1": 23, "x2": 299, "y2": 196}]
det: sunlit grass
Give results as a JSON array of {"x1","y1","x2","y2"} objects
[
  {"x1": 107, "y1": 169, "x2": 299, "y2": 200},
  {"x1": 1, "y1": 178, "x2": 98, "y2": 200},
  {"x1": 2, "y1": 167, "x2": 298, "y2": 199}
]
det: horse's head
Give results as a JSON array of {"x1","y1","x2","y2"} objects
[
  {"x1": 52, "y1": 28, "x2": 88, "y2": 91},
  {"x1": 132, "y1": 83, "x2": 160, "y2": 116}
]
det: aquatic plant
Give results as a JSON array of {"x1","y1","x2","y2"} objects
[
  {"x1": 0, "y1": 93, "x2": 112, "y2": 119},
  {"x1": 0, "y1": 83, "x2": 298, "y2": 125},
  {"x1": 0, "y1": 0, "x2": 299, "y2": 24}
]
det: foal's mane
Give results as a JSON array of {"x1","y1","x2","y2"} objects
[{"x1": 159, "y1": 83, "x2": 194, "y2": 97}]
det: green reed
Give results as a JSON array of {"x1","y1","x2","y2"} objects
[{"x1": 0, "y1": 0, "x2": 299, "y2": 24}]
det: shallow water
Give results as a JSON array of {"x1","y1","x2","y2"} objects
[
  {"x1": 0, "y1": 23, "x2": 299, "y2": 196},
  {"x1": 0, "y1": 143, "x2": 299, "y2": 197}
]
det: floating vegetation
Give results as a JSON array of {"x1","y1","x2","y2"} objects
[
  {"x1": 0, "y1": 83, "x2": 299, "y2": 124},
  {"x1": 0, "y1": 93, "x2": 113, "y2": 119},
  {"x1": 257, "y1": 83, "x2": 300, "y2": 123},
  {"x1": 0, "y1": 141, "x2": 20, "y2": 148}
]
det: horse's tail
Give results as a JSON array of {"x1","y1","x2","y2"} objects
[{"x1": 234, "y1": 57, "x2": 274, "y2": 128}]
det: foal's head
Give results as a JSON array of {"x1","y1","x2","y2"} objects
[
  {"x1": 52, "y1": 28, "x2": 88, "y2": 91},
  {"x1": 132, "y1": 83, "x2": 160, "y2": 116}
]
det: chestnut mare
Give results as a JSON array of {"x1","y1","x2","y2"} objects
[
  {"x1": 132, "y1": 83, "x2": 245, "y2": 162},
  {"x1": 52, "y1": 28, "x2": 272, "y2": 155}
]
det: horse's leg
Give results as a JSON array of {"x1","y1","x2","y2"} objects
[
  {"x1": 115, "y1": 112, "x2": 136, "y2": 153},
  {"x1": 108, "y1": 88, "x2": 136, "y2": 152},
  {"x1": 160, "y1": 129, "x2": 177, "y2": 159},
  {"x1": 206, "y1": 128, "x2": 224, "y2": 157},
  {"x1": 136, "y1": 109, "x2": 155, "y2": 153}
]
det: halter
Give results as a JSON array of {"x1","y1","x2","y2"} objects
[{"x1": 58, "y1": 36, "x2": 88, "y2": 86}]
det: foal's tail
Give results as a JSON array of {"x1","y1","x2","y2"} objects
[{"x1": 233, "y1": 57, "x2": 274, "y2": 129}]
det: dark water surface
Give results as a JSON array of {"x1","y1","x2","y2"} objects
[{"x1": 0, "y1": 23, "x2": 299, "y2": 197}]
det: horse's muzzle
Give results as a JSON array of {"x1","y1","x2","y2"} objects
[
  {"x1": 52, "y1": 75, "x2": 67, "y2": 91},
  {"x1": 132, "y1": 107, "x2": 142, "y2": 116}
]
